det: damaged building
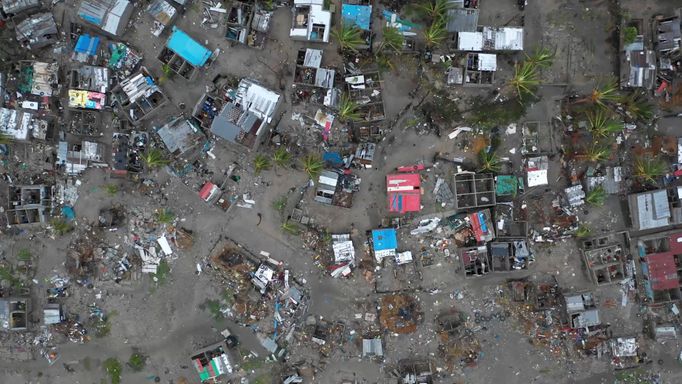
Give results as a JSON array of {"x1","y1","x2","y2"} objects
[
  {"x1": 15, "y1": 12, "x2": 58, "y2": 50},
  {"x1": 289, "y1": 0, "x2": 331, "y2": 43},
  {"x1": 77, "y1": 0, "x2": 134, "y2": 37},
  {"x1": 209, "y1": 78, "x2": 281, "y2": 149},
  {"x1": 5, "y1": 185, "x2": 53, "y2": 225},
  {"x1": 111, "y1": 67, "x2": 167, "y2": 124}
]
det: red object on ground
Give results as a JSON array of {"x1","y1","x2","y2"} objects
[
  {"x1": 199, "y1": 182, "x2": 216, "y2": 201},
  {"x1": 387, "y1": 173, "x2": 421, "y2": 213},
  {"x1": 397, "y1": 164, "x2": 425, "y2": 173}
]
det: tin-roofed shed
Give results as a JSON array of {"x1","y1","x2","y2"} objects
[
  {"x1": 78, "y1": 0, "x2": 133, "y2": 36},
  {"x1": 166, "y1": 27, "x2": 212, "y2": 67}
]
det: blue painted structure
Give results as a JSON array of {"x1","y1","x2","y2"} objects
[
  {"x1": 372, "y1": 228, "x2": 397, "y2": 252},
  {"x1": 342, "y1": 4, "x2": 372, "y2": 31},
  {"x1": 166, "y1": 27, "x2": 212, "y2": 67}
]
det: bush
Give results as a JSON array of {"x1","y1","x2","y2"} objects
[
  {"x1": 128, "y1": 352, "x2": 146, "y2": 372},
  {"x1": 623, "y1": 26, "x2": 638, "y2": 45},
  {"x1": 103, "y1": 358, "x2": 122, "y2": 384}
]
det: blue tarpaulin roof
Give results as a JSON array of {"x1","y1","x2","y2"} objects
[
  {"x1": 372, "y1": 229, "x2": 397, "y2": 251},
  {"x1": 166, "y1": 27, "x2": 212, "y2": 67},
  {"x1": 342, "y1": 4, "x2": 372, "y2": 31},
  {"x1": 74, "y1": 34, "x2": 100, "y2": 55},
  {"x1": 323, "y1": 152, "x2": 343, "y2": 165}
]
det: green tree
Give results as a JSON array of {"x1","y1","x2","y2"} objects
[
  {"x1": 380, "y1": 26, "x2": 404, "y2": 53},
  {"x1": 50, "y1": 218, "x2": 73, "y2": 236},
  {"x1": 103, "y1": 358, "x2": 122, "y2": 384},
  {"x1": 525, "y1": 47, "x2": 555, "y2": 68},
  {"x1": 104, "y1": 184, "x2": 119, "y2": 196},
  {"x1": 508, "y1": 62, "x2": 540, "y2": 99},
  {"x1": 586, "y1": 79, "x2": 622, "y2": 108},
  {"x1": 281, "y1": 221, "x2": 300, "y2": 236},
  {"x1": 332, "y1": 24, "x2": 365, "y2": 52},
  {"x1": 623, "y1": 26, "x2": 638, "y2": 44},
  {"x1": 633, "y1": 156, "x2": 666, "y2": 185},
  {"x1": 622, "y1": 92, "x2": 654, "y2": 122},
  {"x1": 417, "y1": 0, "x2": 453, "y2": 22},
  {"x1": 301, "y1": 154, "x2": 324, "y2": 180},
  {"x1": 272, "y1": 196, "x2": 287, "y2": 216},
  {"x1": 128, "y1": 352, "x2": 146, "y2": 372},
  {"x1": 423, "y1": 19, "x2": 447, "y2": 48},
  {"x1": 575, "y1": 224, "x2": 591, "y2": 238},
  {"x1": 580, "y1": 144, "x2": 611, "y2": 163},
  {"x1": 338, "y1": 94, "x2": 361, "y2": 122},
  {"x1": 142, "y1": 148, "x2": 169, "y2": 170},
  {"x1": 273, "y1": 147, "x2": 292, "y2": 169},
  {"x1": 587, "y1": 109, "x2": 623, "y2": 138},
  {"x1": 585, "y1": 186, "x2": 607, "y2": 206},
  {"x1": 253, "y1": 154, "x2": 271, "y2": 174},
  {"x1": 478, "y1": 150, "x2": 501, "y2": 173}
]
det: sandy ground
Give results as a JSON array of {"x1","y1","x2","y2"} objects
[{"x1": 2, "y1": 0, "x2": 682, "y2": 384}]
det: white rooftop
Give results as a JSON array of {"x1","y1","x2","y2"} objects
[
  {"x1": 458, "y1": 31, "x2": 483, "y2": 51},
  {"x1": 477, "y1": 53, "x2": 497, "y2": 71}
]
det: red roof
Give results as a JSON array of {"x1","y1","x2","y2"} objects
[
  {"x1": 387, "y1": 174, "x2": 421, "y2": 213},
  {"x1": 668, "y1": 233, "x2": 682, "y2": 254},
  {"x1": 645, "y1": 252, "x2": 680, "y2": 291},
  {"x1": 199, "y1": 182, "x2": 216, "y2": 201}
]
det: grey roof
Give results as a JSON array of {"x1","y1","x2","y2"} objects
[
  {"x1": 629, "y1": 190, "x2": 671, "y2": 231},
  {"x1": 157, "y1": 117, "x2": 202, "y2": 155},
  {"x1": 78, "y1": 0, "x2": 133, "y2": 36},
  {"x1": 15, "y1": 13, "x2": 58, "y2": 50},
  {"x1": 572, "y1": 309, "x2": 600, "y2": 328},
  {"x1": 362, "y1": 338, "x2": 383, "y2": 357},
  {"x1": 251, "y1": 10, "x2": 272, "y2": 33},
  {"x1": 446, "y1": 8, "x2": 479, "y2": 33},
  {"x1": 210, "y1": 102, "x2": 256, "y2": 142},
  {"x1": 657, "y1": 17, "x2": 682, "y2": 53},
  {"x1": 2, "y1": 0, "x2": 40, "y2": 15}
]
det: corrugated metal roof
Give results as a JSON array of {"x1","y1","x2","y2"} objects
[
  {"x1": 446, "y1": 8, "x2": 479, "y2": 32},
  {"x1": 645, "y1": 252, "x2": 680, "y2": 291}
]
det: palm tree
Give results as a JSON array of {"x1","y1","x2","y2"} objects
[
  {"x1": 301, "y1": 154, "x2": 324, "y2": 180},
  {"x1": 586, "y1": 79, "x2": 622, "y2": 108},
  {"x1": 50, "y1": 218, "x2": 73, "y2": 236},
  {"x1": 633, "y1": 156, "x2": 666, "y2": 185},
  {"x1": 380, "y1": 26, "x2": 404, "y2": 53},
  {"x1": 142, "y1": 148, "x2": 169, "y2": 170},
  {"x1": 281, "y1": 221, "x2": 300, "y2": 236},
  {"x1": 575, "y1": 224, "x2": 591, "y2": 238},
  {"x1": 580, "y1": 144, "x2": 611, "y2": 163},
  {"x1": 508, "y1": 62, "x2": 540, "y2": 99},
  {"x1": 587, "y1": 109, "x2": 623, "y2": 138},
  {"x1": 526, "y1": 47, "x2": 555, "y2": 68},
  {"x1": 417, "y1": 0, "x2": 453, "y2": 22},
  {"x1": 253, "y1": 154, "x2": 271, "y2": 174},
  {"x1": 585, "y1": 186, "x2": 607, "y2": 206},
  {"x1": 332, "y1": 24, "x2": 365, "y2": 52},
  {"x1": 338, "y1": 94, "x2": 361, "y2": 122},
  {"x1": 273, "y1": 147, "x2": 292, "y2": 169},
  {"x1": 478, "y1": 150, "x2": 501, "y2": 173},
  {"x1": 423, "y1": 19, "x2": 447, "y2": 48},
  {"x1": 376, "y1": 53, "x2": 396, "y2": 73},
  {"x1": 622, "y1": 92, "x2": 654, "y2": 122},
  {"x1": 155, "y1": 208, "x2": 175, "y2": 224}
]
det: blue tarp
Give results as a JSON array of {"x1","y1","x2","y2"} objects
[
  {"x1": 61, "y1": 206, "x2": 75, "y2": 221},
  {"x1": 323, "y1": 152, "x2": 343, "y2": 166},
  {"x1": 382, "y1": 10, "x2": 419, "y2": 32},
  {"x1": 372, "y1": 228, "x2": 397, "y2": 251},
  {"x1": 74, "y1": 34, "x2": 100, "y2": 55},
  {"x1": 342, "y1": 4, "x2": 372, "y2": 31},
  {"x1": 166, "y1": 27, "x2": 212, "y2": 67}
]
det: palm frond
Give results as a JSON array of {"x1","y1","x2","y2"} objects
[
  {"x1": 634, "y1": 156, "x2": 666, "y2": 185},
  {"x1": 508, "y1": 62, "x2": 540, "y2": 98},
  {"x1": 623, "y1": 92, "x2": 654, "y2": 122},
  {"x1": 254, "y1": 154, "x2": 271, "y2": 174},
  {"x1": 339, "y1": 93, "x2": 362, "y2": 122},
  {"x1": 582, "y1": 144, "x2": 611, "y2": 163},
  {"x1": 302, "y1": 154, "x2": 324, "y2": 180},
  {"x1": 585, "y1": 186, "x2": 607, "y2": 206},
  {"x1": 587, "y1": 109, "x2": 622, "y2": 138},
  {"x1": 590, "y1": 79, "x2": 622, "y2": 107},
  {"x1": 478, "y1": 150, "x2": 501, "y2": 173},
  {"x1": 273, "y1": 147, "x2": 292, "y2": 169},
  {"x1": 381, "y1": 26, "x2": 404, "y2": 53},
  {"x1": 332, "y1": 24, "x2": 365, "y2": 52},
  {"x1": 142, "y1": 149, "x2": 170, "y2": 169},
  {"x1": 423, "y1": 19, "x2": 447, "y2": 48},
  {"x1": 525, "y1": 47, "x2": 555, "y2": 68}
]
